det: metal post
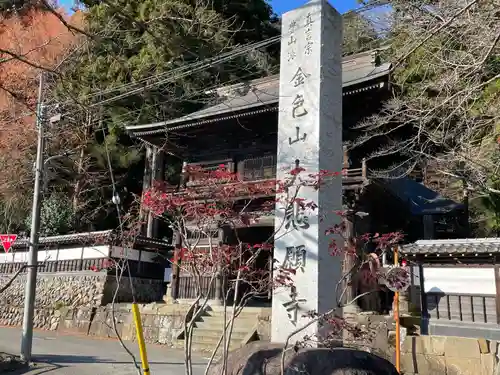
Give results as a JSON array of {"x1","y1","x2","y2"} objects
[
  {"x1": 21, "y1": 73, "x2": 45, "y2": 362},
  {"x1": 132, "y1": 303, "x2": 151, "y2": 375}
]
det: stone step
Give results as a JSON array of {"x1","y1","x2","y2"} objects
[
  {"x1": 205, "y1": 305, "x2": 268, "y2": 314},
  {"x1": 205, "y1": 310, "x2": 259, "y2": 317},
  {"x1": 196, "y1": 321, "x2": 255, "y2": 332},
  {"x1": 192, "y1": 328, "x2": 249, "y2": 340},
  {"x1": 195, "y1": 319, "x2": 255, "y2": 330},
  {"x1": 198, "y1": 315, "x2": 257, "y2": 326},
  {"x1": 174, "y1": 338, "x2": 241, "y2": 354},
  {"x1": 190, "y1": 334, "x2": 243, "y2": 345},
  {"x1": 201, "y1": 312, "x2": 258, "y2": 320}
]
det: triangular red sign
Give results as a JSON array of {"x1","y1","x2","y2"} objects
[{"x1": 0, "y1": 234, "x2": 17, "y2": 253}]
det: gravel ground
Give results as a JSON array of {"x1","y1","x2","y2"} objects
[{"x1": 0, "y1": 327, "x2": 207, "y2": 375}]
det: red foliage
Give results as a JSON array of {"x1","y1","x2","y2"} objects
[
  {"x1": 0, "y1": 9, "x2": 82, "y2": 203},
  {"x1": 89, "y1": 258, "x2": 116, "y2": 272},
  {"x1": 143, "y1": 164, "x2": 406, "y2": 304},
  {"x1": 143, "y1": 165, "x2": 276, "y2": 221}
]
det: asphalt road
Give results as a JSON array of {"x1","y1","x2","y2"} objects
[{"x1": 0, "y1": 327, "x2": 207, "y2": 375}]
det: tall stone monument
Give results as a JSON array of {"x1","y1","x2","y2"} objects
[{"x1": 272, "y1": 0, "x2": 343, "y2": 343}]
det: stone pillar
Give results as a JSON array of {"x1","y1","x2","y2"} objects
[{"x1": 272, "y1": 0, "x2": 343, "y2": 343}]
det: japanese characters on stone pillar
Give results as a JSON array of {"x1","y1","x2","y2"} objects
[{"x1": 272, "y1": 0, "x2": 343, "y2": 343}]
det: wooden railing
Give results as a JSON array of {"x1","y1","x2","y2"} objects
[
  {"x1": 426, "y1": 292, "x2": 497, "y2": 324},
  {"x1": 182, "y1": 156, "x2": 368, "y2": 190}
]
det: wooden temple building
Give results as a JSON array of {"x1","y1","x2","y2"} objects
[{"x1": 126, "y1": 49, "x2": 468, "y2": 311}]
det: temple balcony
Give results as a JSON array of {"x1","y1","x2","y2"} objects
[{"x1": 178, "y1": 150, "x2": 368, "y2": 199}]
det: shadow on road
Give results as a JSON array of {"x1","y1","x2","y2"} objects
[
  {"x1": 33, "y1": 354, "x2": 203, "y2": 366},
  {"x1": 7, "y1": 355, "x2": 205, "y2": 375}
]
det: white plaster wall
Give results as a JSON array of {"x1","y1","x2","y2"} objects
[
  {"x1": 424, "y1": 267, "x2": 495, "y2": 295},
  {"x1": 0, "y1": 245, "x2": 158, "y2": 265},
  {"x1": 0, "y1": 246, "x2": 110, "y2": 264}
]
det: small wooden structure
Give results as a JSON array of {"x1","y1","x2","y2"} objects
[{"x1": 401, "y1": 238, "x2": 500, "y2": 340}]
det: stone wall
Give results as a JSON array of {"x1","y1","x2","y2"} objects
[
  {"x1": 0, "y1": 272, "x2": 107, "y2": 309},
  {"x1": 401, "y1": 335, "x2": 499, "y2": 375},
  {"x1": 0, "y1": 271, "x2": 165, "y2": 330},
  {"x1": 103, "y1": 277, "x2": 165, "y2": 304},
  {"x1": 52, "y1": 303, "x2": 192, "y2": 347}
]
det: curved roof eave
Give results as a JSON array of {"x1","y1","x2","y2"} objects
[{"x1": 126, "y1": 60, "x2": 392, "y2": 137}]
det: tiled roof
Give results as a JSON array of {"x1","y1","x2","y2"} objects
[
  {"x1": 126, "y1": 49, "x2": 391, "y2": 136},
  {"x1": 9, "y1": 230, "x2": 172, "y2": 250},
  {"x1": 401, "y1": 238, "x2": 500, "y2": 255},
  {"x1": 11, "y1": 230, "x2": 114, "y2": 249}
]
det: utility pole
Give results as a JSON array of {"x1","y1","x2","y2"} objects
[{"x1": 21, "y1": 73, "x2": 45, "y2": 362}]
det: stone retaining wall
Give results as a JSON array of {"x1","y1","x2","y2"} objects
[
  {"x1": 58, "y1": 303, "x2": 191, "y2": 346},
  {"x1": 401, "y1": 335, "x2": 499, "y2": 375},
  {"x1": 0, "y1": 273, "x2": 107, "y2": 309},
  {"x1": 0, "y1": 271, "x2": 165, "y2": 330},
  {"x1": 57, "y1": 303, "x2": 272, "y2": 347}
]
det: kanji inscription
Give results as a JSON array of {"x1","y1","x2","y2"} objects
[
  {"x1": 304, "y1": 12, "x2": 314, "y2": 56},
  {"x1": 292, "y1": 94, "x2": 308, "y2": 118},
  {"x1": 282, "y1": 285, "x2": 307, "y2": 325},
  {"x1": 283, "y1": 245, "x2": 307, "y2": 271},
  {"x1": 284, "y1": 202, "x2": 309, "y2": 230},
  {"x1": 287, "y1": 20, "x2": 298, "y2": 62},
  {"x1": 288, "y1": 126, "x2": 306, "y2": 145},
  {"x1": 291, "y1": 67, "x2": 309, "y2": 87}
]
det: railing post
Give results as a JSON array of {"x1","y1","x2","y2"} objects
[
  {"x1": 179, "y1": 161, "x2": 188, "y2": 188},
  {"x1": 343, "y1": 145, "x2": 350, "y2": 169},
  {"x1": 361, "y1": 158, "x2": 367, "y2": 178}
]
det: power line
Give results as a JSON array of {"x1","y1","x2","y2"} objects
[
  {"x1": 53, "y1": 36, "x2": 280, "y2": 111},
  {"x1": 78, "y1": 72, "x2": 280, "y2": 132}
]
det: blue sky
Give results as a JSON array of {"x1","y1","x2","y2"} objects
[
  {"x1": 59, "y1": 0, "x2": 360, "y2": 15},
  {"x1": 270, "y1": 0, "x2": 360, "y2": 15}
]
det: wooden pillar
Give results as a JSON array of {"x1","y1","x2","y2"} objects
[
  {"x1": 214, "y1": 226, "x2": 225, "y2": 305},
  {"x1": 140, "y1": 146, "x2": 154, "y2": 235},
  {"x1": 153, "y1": 150, "x2": 165, "y2": 238},
  {"x1": 146, "y1": 148, "x2": 157, "y2": 238},
  {"x1": 463, "y1": 179, "x2": 470, "y2": 238},
  {"x1": 343, "y1": 211, "x2": 356, "y2": 304},
  {"x1": 146, "y1": 147, "x2": 165, "y2": 238},
  {"x1": 422, "y1": 215, "x2": 434, "y2": 240},
  {"x1": 418, "y1": 262, "x2": 429, "y2": 335},
  {"x1": 179, "y1": 161, "x2": 188, "y2": 188},
  {"x1": 171, "y1": 231, "x2": 182, "y2": 301}
]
